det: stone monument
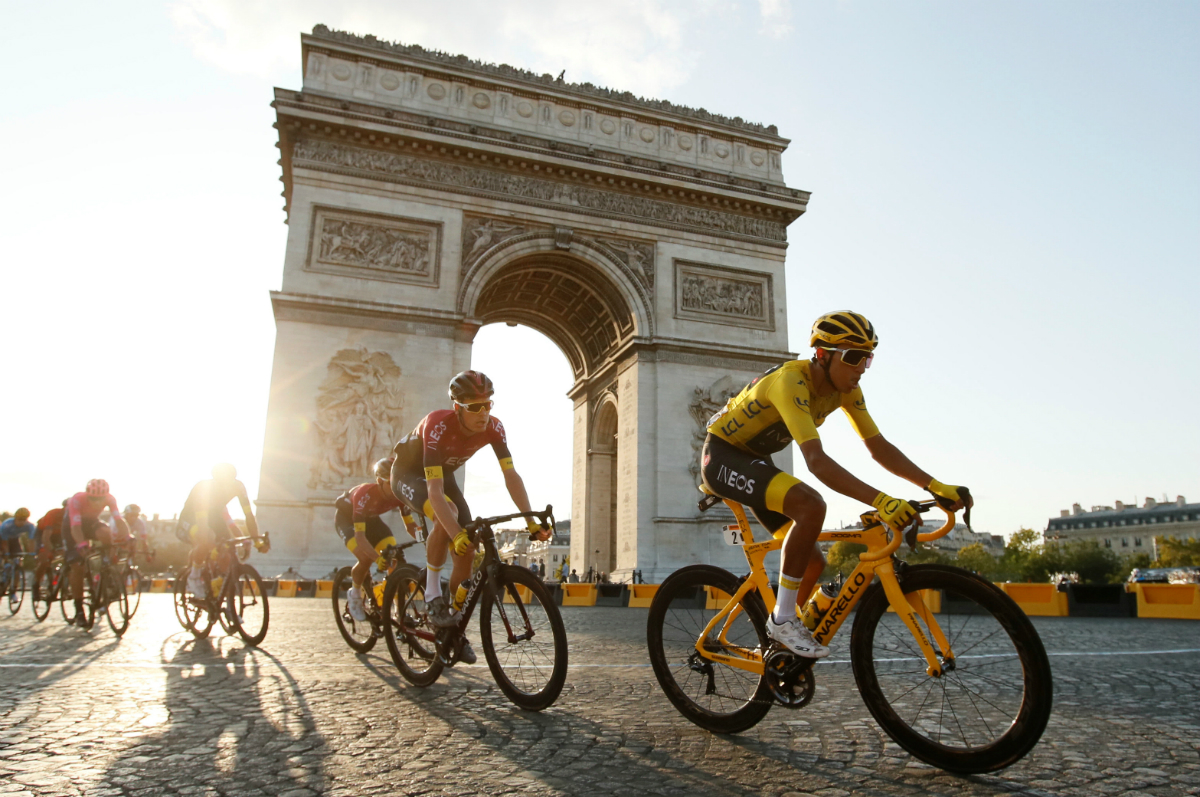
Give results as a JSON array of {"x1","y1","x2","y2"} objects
[{"x1": 256, "y1": 25, "x2": 809, "y2": 579}]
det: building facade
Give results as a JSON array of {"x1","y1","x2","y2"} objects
[{"x1": 1045, "y1": 496, "x2": 1199, "y2": 556}]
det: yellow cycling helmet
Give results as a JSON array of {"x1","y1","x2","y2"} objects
[{"x1": 810, "y1": 311, "x2": 878, "y2": 350}]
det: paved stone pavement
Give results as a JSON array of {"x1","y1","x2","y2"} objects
[{"x1": 0, "y1": 595, "x2": 1198, "y2": 797}]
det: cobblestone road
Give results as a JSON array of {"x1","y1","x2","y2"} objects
[{"x1": 1, "y1": 595, "x2": 1198, "y2": 797}]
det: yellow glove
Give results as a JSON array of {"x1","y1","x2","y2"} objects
[
  {"x1": 526, "y1": 518, "x2": 544, "y2": 535},
  {"x1": 927, "y1": 479, "x2": 968, "y2": 509},
  {"x1": 871, "y1": 492, "x2": 921, "y2": 532},
  {"x1": 254, "y1": 535, "x2": 271, "y2": 554},
  {"x1": 451, "y1": 530, "x2": 473, "y2": 556}
]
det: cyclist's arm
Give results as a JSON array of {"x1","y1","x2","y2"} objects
[
  {"x1": 424, "y1": 469, "x2": 461, "y2": 541},
  {"x1": 501, "y1": 466, "x2": 533, "y2": 516},
  {"x1": 863, "y1": 434, "x2": 933, "y2": 489},
  {"x1": 234, "y1": 482, "x2": 259, "y2": 537},
  {"x1": 798, "y1": 438, "x2": 882, "y2": 505}
]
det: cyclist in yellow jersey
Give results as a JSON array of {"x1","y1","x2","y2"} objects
[{"x1": 702, "y1": 311, "x2": 972, "y2": 658}]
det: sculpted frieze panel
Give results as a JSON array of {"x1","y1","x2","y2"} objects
[
  {"x1": 674, "y1": 260, "x2": 774, "y2": 331},
  {"x1": 292, "y1": 139, "x2": 785, "y2": 243},
  {"x1": 306, "y1": 206, "x2": 441, "y2": 287},
  {"x1": 593, "y1": 236, "x2": 655, "y2": 290},
  {"x1": 308, "y1": 347, "x2": 405, "y2": 491},
  {"x1": 687, "y1": 375, "x2": 739, "y2": 483},
  {"x1": 460, "y1": 215, "x2": 548, "y2": 274}
]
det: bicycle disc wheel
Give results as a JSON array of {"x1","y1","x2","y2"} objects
[
  {"x1": 103, "y1": 570, "x2": 130, "y2": 636},
  {"x1": 32, "y1": 568, "x2": 54, "y2": 622},
  {"x1": 7, "y1": 567, "x2": 25, "y2": 615},
  {"x1": 382, "y1": 564, "x2": 443, "y2": 686},
  {"x1": 124, "y1": 566, "x2": 142, "y2": 618},
  {"x1": 228, "y1": 565, "x2": 269, "y2": 647},
  {"x1": 332, "y1": 566, "x2": 376, "y2": 653},
  {"x1": 851, "y1": 564, "x2": 1053, "y2": 774},
  {"x1": 646, "y1": 564, "x2": 773, "y2": 734},
  {"x1": 479, "y1": 565, "x2": 568, "y2": 711},
  {"x1": 174, "y1": 567, "x2": 214, "y2": 639}
]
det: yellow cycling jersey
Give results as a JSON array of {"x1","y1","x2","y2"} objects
[{"x1": 706, "y1": 360, "x2": 880, "y2": 456}]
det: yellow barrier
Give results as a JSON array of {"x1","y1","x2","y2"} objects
[
  {"x1": 706, "y1": 586, "x2": 732, "y2": 610},
  {"x1": 561, "y1": 584, "x2": 598, "y2": 606},
  {"x1": 627, "y1": 584, "x2": 660, "y2": 608},
  {"x1": 503, "y1": 584, "x2": 534, "y2": 604},
  {"x1": 1130, "y1": 583, "x2": 1200, "y2": 620},
  {"x1": 997, "y1": 583, "x2": 1068, "y2": 617},
  {"x1": 315, "y1": 580, "x2": 334, "y2": 599},
  {"x1": 151, "y1": 579, "x2": 169, "y2": 594},
  {"x1": 888, "y1": 588, "x2": 941, "y2": 614},
  {"x1": 276, "y1": 580, "x2": 297, "y2": 598}
]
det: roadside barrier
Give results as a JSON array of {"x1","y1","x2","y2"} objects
[
  {"x1": 1127, "y1": 583, "x2": 1200, "y2": 620},
  {"x1": 995, "y1": 583, "x2": 1069, "y2": 617},
  {"x1": 887, "y1": 588, "x2": 941, "y2": 614},
  {"x1": 314, "y1": 580, "x2": 334, "y2": 599},
  {"x1": 150, "y1": 578, "x2": 171, "y2": 593},
  {"x1": 626, "y1": 584, "x2": 660, "y2": 608},
  {"x1": 1066, "y1": 584, "x2": 1136, "y2": 617},
  {"x1": 503, "y1": 583, "x2": 533, "y2": 604},
  {"x1": 276, "y1": 580, "x2": 297, "y2": 598},
  {"x1": 560, "y1": 584, "x2": 598, "y2": 606}
]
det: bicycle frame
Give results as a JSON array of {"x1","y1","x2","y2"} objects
[{"x1": 696, "y1": 496, "x2": 959, "y2": 678}]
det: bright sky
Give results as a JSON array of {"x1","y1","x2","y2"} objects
[{"x1": 2, "y1": 1, "x2": 1196, "y2": 538}]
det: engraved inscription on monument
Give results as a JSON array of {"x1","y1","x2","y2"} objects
[
  {"x1": 674, "y1": 261, "x2": 773, "y2": 330},
  {"x1": 308, "y1": 347, "x2": 406, "y2": 491},
  {"x1": 306, "y1": 206, "x2": 441, "y2": 286}
]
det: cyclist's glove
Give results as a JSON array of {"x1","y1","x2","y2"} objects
[
  {"x1": 926, "y1": 479, "x2": 967, "y2": 509},
  {"x1": 451, "y1": 530, "x2": 473, "y2": 556},
  {"x1": 526, "y1": 518, "x2": 544, "y2": 536},
  {"x1": 871, "y1": 492, "x2": 921, "y2": 532},
  {"x1": 254, "y1": 536, "x2": 271, "y2": 554}
]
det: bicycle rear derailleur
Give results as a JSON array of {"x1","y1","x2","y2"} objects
[{"x1": 764, "y1": 645, "x2": 815, "y2": 709}]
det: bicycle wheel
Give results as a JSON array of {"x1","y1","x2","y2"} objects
[
  {"x1": 174, "y1": 567, "x2": 214, "y2": 639},
  {"x1": 479, "y1": 565, "x2": 568, "y2": 711},
  {"x1": 227, "y1": 565, "x2": 269, "y2": 647},
  {"x1": 851, "y1": 564, "x2": 1053, "y2": 774},
  {"x1": 332, "y1": 566, "x2": 377, "y2": 653},
  {"x1": 646, "y1": 564, "x2": 773, "y2": 734},
  {"x1": 32, "y1": 568, "x2": 55, "y2": 622},
  {"x1": 103, "y1": 570, "x2": 130, "y2": 636},
  {"x1": 7, "y1": 567, "x2": 25, "y2": 615},
  {"x1": 382, "y1": 564, "x2": 443, "y2": 686},
  {"x1": 59, "y1": 564, "x2": 90, "y2": 626},
  {"x1": 124, "y1": 566, "x2": 142, "y2": 618}
]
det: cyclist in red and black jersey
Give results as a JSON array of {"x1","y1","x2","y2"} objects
[
  {"x1": 32, "y1": 501, "x2": 67, "y2": 597},
  {"x1": 391, "y1": 370, "x2": 549, "y2": 634},
  {"x1": 335, "y1": 457, "x2": 419, "y2": 621}
]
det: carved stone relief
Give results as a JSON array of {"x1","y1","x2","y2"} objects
[
  {"x1": 306, "y1": 206, "x2": 440, "y2": 286},
  {"x1": 674, "y1": 260, "x2": 773, "y2": 330},
  {"x1": 460, "y1": 215, "x2": 541, "y2": 274},
  {"x1": 687, "y1": 375, "x2": 739, "y2": 483},
  {"x1": 308, "y1": 348, "x2": 405, "y2": 490},
  {"x1": 292, "y1": 140, "x2": 786, "y2": 243},
  {"x1": 594, "y1": 236, "x2": 655, "y2": 290}
]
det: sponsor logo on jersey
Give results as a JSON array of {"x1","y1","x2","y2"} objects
[
  {"x1": 717, "y1": 465, "x2": 756, "y2": 494},
  {"x1": 793, "y1": 396, "x2": 810, "y2": 413},
  {"x1": 854, "y1": 399, "x2": 867, "y2": 411}
]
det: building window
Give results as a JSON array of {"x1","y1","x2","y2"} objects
[
  {"x1": 1104, "y1": 539, "x2": 1111, "y2": 548},
  {"x1": 1122, "y1": 538, "x2": 1129, "y2": 547},
  {"x1": 553, "y1": 555, "x2": 558, "y2": 562},
  {"x1": 1135, "y1": 538, "x2": 1143, "y2": 547}
]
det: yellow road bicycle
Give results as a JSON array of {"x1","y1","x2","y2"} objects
[{"x1": 646, "y1": 489, "x2": 1053, "y2": 774}]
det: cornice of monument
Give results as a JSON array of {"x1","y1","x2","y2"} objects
[
  {"x1": 286, "y1": 137, "x2": 792, "y2": 246},
  {"x1": 306, "y1": 25, "x2": 783, "y2": 140}
]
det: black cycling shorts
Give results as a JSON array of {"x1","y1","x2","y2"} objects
[
  {"x1": 61, "y1": 514, "x2": 105, "y2": 542},
  {"x1": 391, "y1": 464, "x2": 471, "y2": 533},
  {"x1": 334, "y1": 499, "x2": 395, "y2": 548},
  {"x1": 175, "y1": 506, "x2": 238, "y2": 545},
  {"x1": 700, "y1": 434, "x2": 800, "y2": 534}
]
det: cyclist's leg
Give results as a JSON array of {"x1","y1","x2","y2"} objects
[
  {"x1": 362, "y1": 518, "x2": 396, "y2": 579},
  {"x1": 392, "y1": 465, "x2": 454, "y2": 601},
  {"x1": 440, "y1": 474, "x2": 474, "y2": 599},
  {"x1": 335, "y1": 500, "x2": 374, "y2": 587},
  {"x1": 67, "y1": 518, "x2": 100, "y2": 618}
]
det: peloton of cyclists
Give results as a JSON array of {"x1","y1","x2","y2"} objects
[
  {"x1": 335, "y1": 456, "x2": 420, "y2": 622},
  {"x1": 177, "y1": 464, "x2": 268, "y2": 598},
  {"x1": 62, "y1": 480, "x2": 130, "y2": 626},
  {"x1": 389, "y1": 371, "x2": 551, "y2": 663},
  {"x1": 701, "y1": 311, "x2": 972, "y2": 658}
]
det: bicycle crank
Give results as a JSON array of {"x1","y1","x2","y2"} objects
[{"x1": 764, "y1": 647, "x2": 816, "y2": 709}]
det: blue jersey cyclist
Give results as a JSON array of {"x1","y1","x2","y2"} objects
[
  {"x1": 390, "y1": 371, "x2": 550, "y2": 645},
  {"x1": 0, "y1": 508, "x2": 35, "y2": 556},
  {"x1": 702, "y1": 311, "x2": 972, "y2": 658}
]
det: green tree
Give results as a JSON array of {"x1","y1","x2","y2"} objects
[
  {"x1": 1059, "y1": 540, "x2": 1123, "y2": 584},
  {"x1": 1119, "y1": 552, "x2": 1153, "y2": 582},
  {"x1": 997, "y1": 527, "x2": 1042, "y2": 582},
  {"x1": 901, "y1": 545, "x2": 951, "y2": 566},
  {"x1": 956, "y1": 543, "x2": 997, "y2": 577},
  {"x1": 827, "y1": 541, "x2": 867, "y2": 576},
  {"x1": 1156, "y1": 536, "x2": 1200, "y2": 567}
]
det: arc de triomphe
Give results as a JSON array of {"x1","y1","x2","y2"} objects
[{"x1": 256, "y1": 26, "x2": 809, "y2": 580}]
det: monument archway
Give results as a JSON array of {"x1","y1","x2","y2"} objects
[{"x1": 255, "y1": 26, "x2": 809, "y2": 580}]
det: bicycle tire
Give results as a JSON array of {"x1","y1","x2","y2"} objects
[
  {"x1": 7, "y1": 567, "x2": 25, "y2": 615},
  {"x1": 228, "y1": 564, "x2": 269, "y2": 647},
  {"x1": 479, "y1": 564, "x2": 568, "y2": 711},
  {"x1": 59, "y1": 562, "x2": 89, "y2": 626},
  {"x1": 332, "y1": 566, "x2": 376, "y2": 653},
  {"x1": 78, "y1": 569, "x2": 99, "y2": 631},
  {"x1": 175, "y1": 567, "x2": 214, "y2": 639},
  {"x1": 851, "y1": 564, "x2": 1053, "y2": 774},
  {"x1": 646, "y1": 564, "x2": 773, "y2": 734},
  {"x1": 125, "y1": 566, "x2": 142, "y2": 618},
  {"x1": 103, "y1": 570, "x2": 130, "y2": 636},
  {"x1": 382, "y1": 564, "x2": 443, "y2": 686},
  {"x1": 32, "y1": 568, "x2": 55, "y2": 622}
]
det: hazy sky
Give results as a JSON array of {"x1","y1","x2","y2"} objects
[{"x1": 2, "y1": 1, "x2": 1196, "y2": 538}]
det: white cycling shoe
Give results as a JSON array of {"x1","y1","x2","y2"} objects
[
  {"x1": 767, "y1": 616, "x2": 830, "y2": 659},
  {"x1": 346, "y1": 586, "x2": 368, "y2": 622},
  {"x1": 186, "y1": 571, "x2": 207, "y2": 598}
]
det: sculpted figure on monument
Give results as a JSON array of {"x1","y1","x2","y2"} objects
[
  {"x1": 681, "y1": 275, "x2": 764, "y2": 318},
  {"x1": 687, "y1": 375, "x2": 738, "y2": 482},
  {"x1": 319, "y1": 218, "x2": 430, "y2": 274},
  {"x1": 308, "y1": 348, "x2": 405, "y2": 490}
]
